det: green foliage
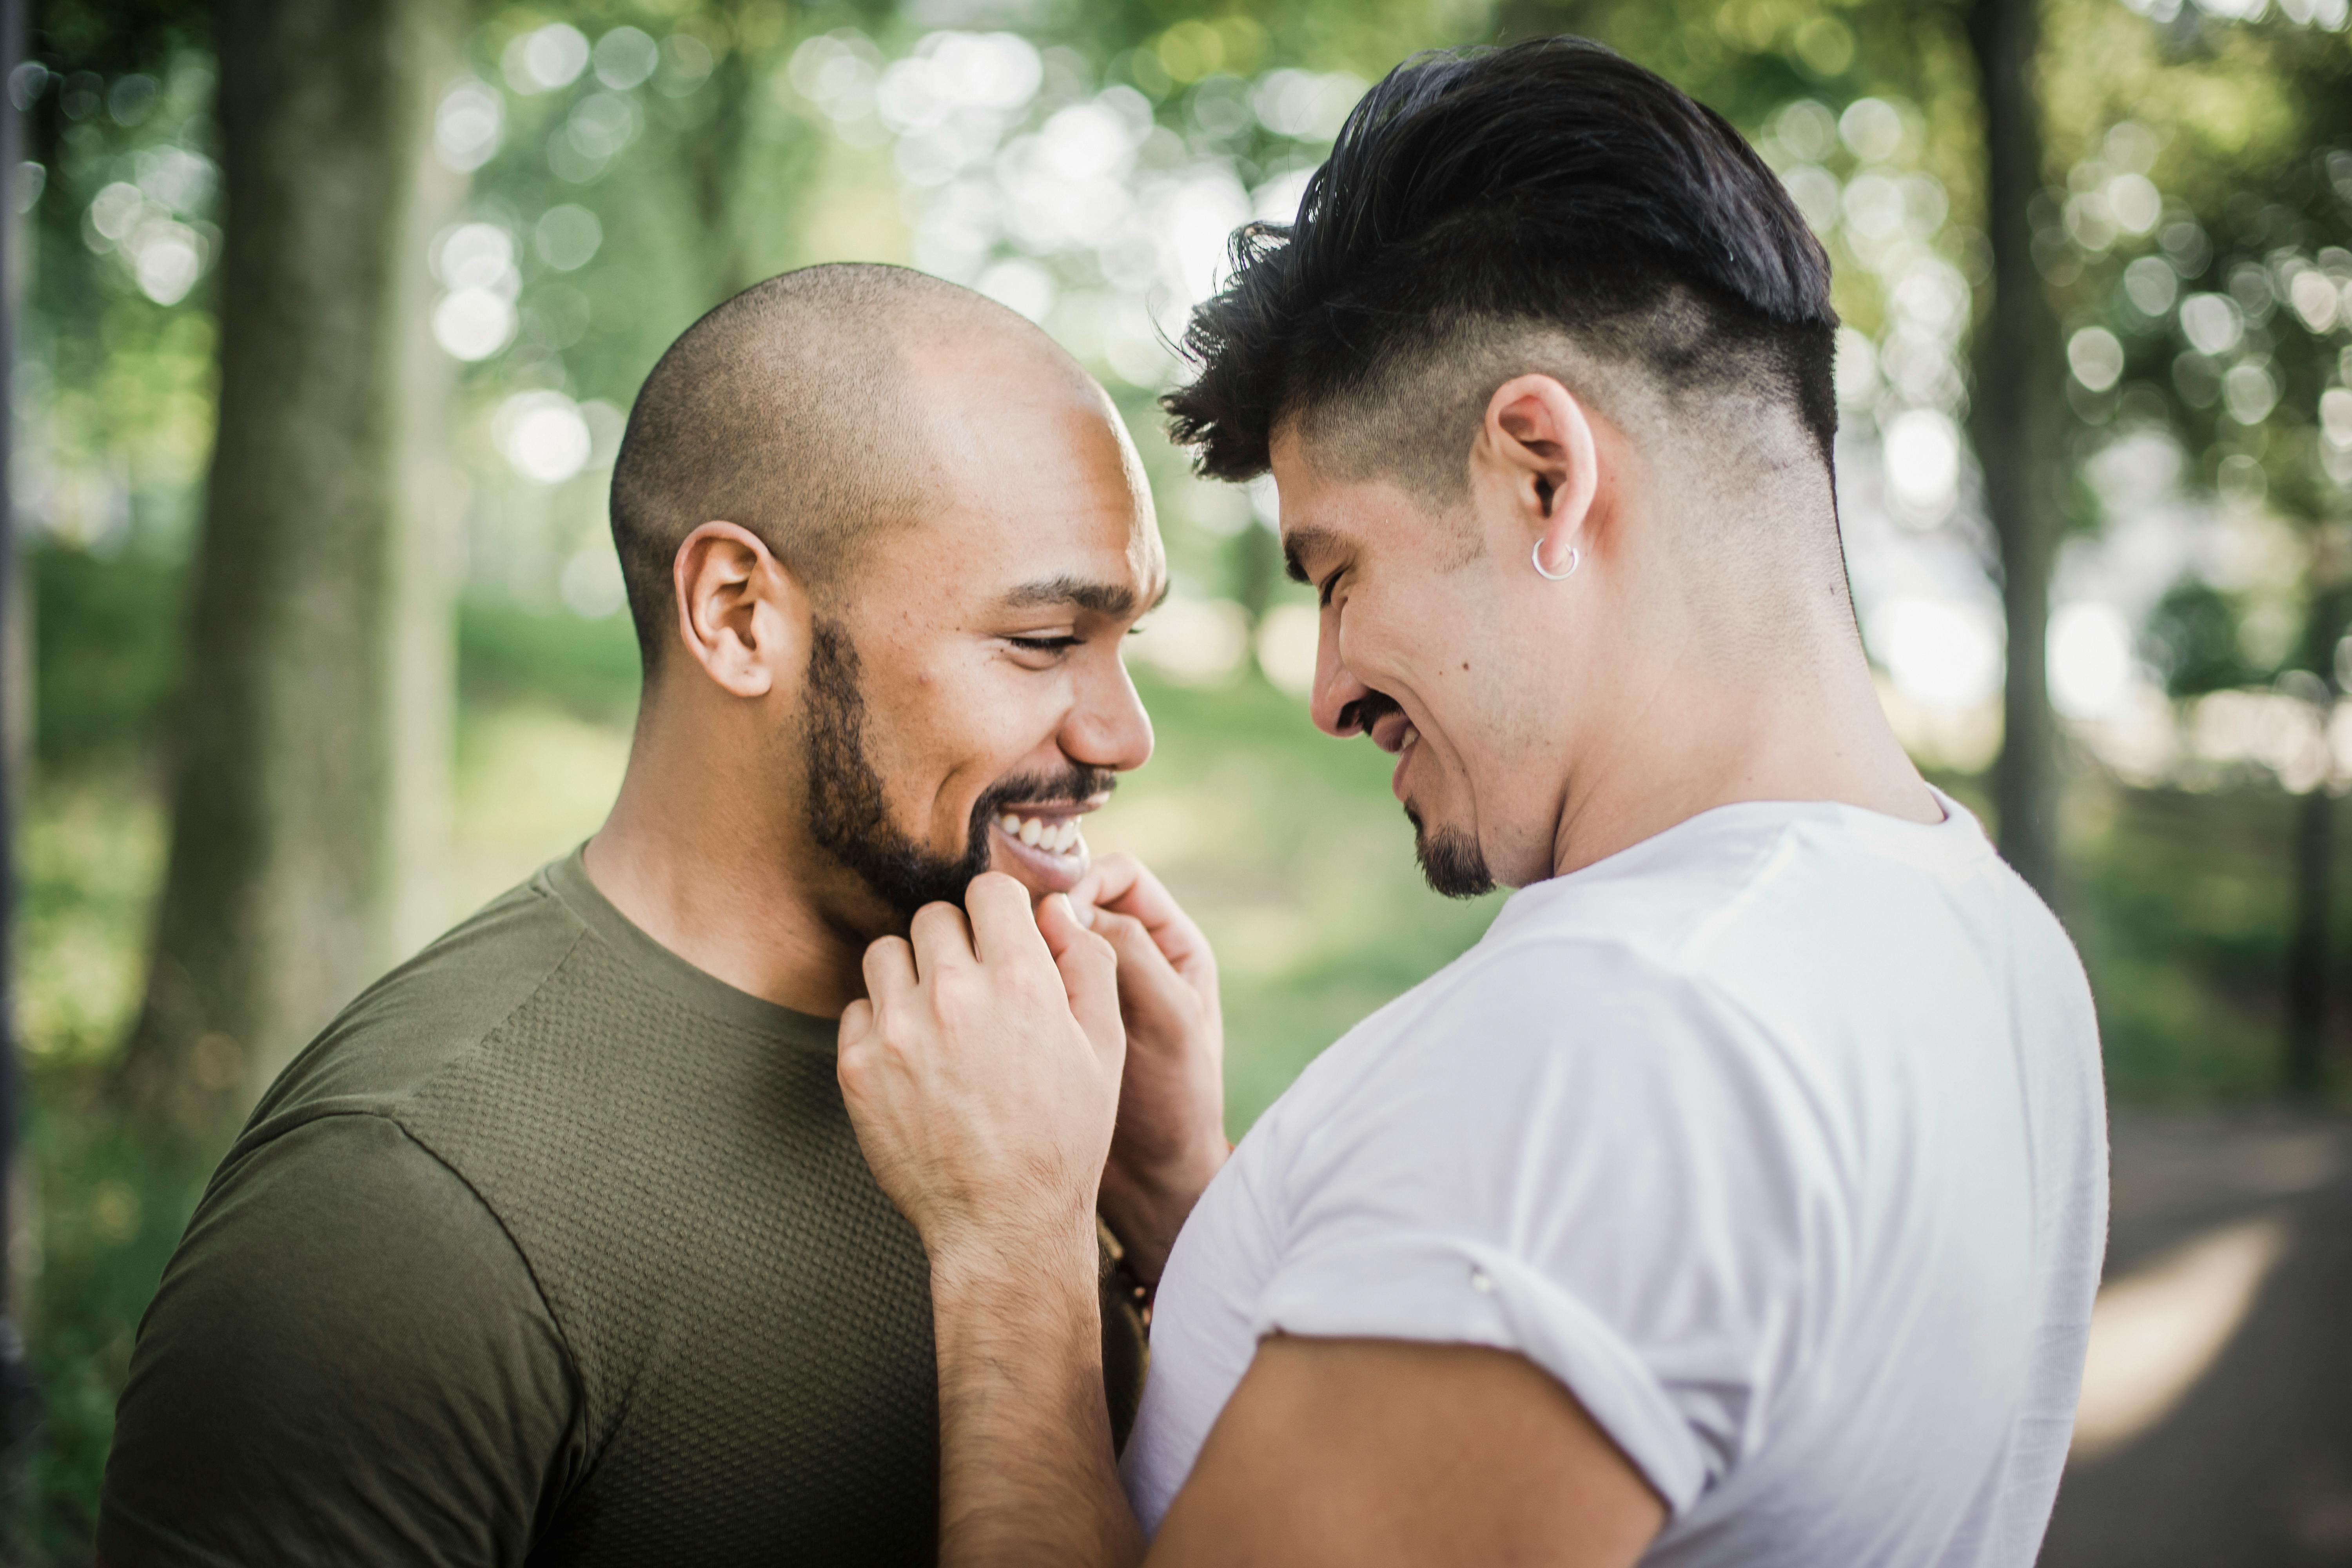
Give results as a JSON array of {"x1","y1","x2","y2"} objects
[
  {"x1": 2143, "y1": 577, "x2": 2267, "y2": 696},
  {"x1": 2043, "y1": 3, "x2": 2352, "y2": 575},
  {"x1": 19, "y1": 46, "x2": 223, "y2": 564},
  {"x1": 458, "y1": 597, "x2": 644, "y2": 723},
  {"x1": 7, "y1": 1093, "x2": 221, "y2": 1566},
  {"x1": 18, "y1": 771, "x2": 167, "y2": 1076},
  {"x1": 31, "y1": 544, "x2": 184, "y2": 766},
  {"x1": 2071, "y1": 782, "x2": 2352, "y2": 1100}
]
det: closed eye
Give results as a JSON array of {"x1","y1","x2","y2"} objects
[{"x1": 1007, "y1": 634, "x2": 1083, "y2": 653}]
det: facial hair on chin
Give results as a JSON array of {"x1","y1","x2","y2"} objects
[
  {"x1": 800, "y1": 619, "x2": 1113, "y2": 922},
  {"x1": 1405, "y1": 802, "x2": 1495, "y2": 900}
]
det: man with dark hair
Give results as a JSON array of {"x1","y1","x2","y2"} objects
[
  {"x1": 833, "y1": 39, "x2": 2106, "y2": 1568},
  {"x1": 96, "y1": 264, "x2": 1171, "y2": 1566}
]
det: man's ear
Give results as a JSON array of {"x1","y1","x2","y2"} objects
[
  {"x1": 1475, "y1": 373, "x2": 1599, "y2": 577},
  {"x1": 671, "y1": 521, "x2": 809, "y2": 699}
]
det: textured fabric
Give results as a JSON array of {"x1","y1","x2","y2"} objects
[
  {"x1": 1125, "y1": 791, "x2": 2106, "y2": 1568},
  {"x1": 102, "y1": 850, "x2": 1145, "y2": 1567}
]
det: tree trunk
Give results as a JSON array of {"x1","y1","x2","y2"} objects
[
  {"x1": 1967, "y1": 0, "x2": 2065, "y2": 905},
  {"x1": 2286, "y1": 770, "x2": 2331, "y2": 1094},
  {"x1": 2284, "y1": 572, "x2": 2347, "y2": 1094},
  {"x1": 389, "y1": 0, "x2": 467, "y2": 960},
  {"x1": 116, "y1": 0, "x2": 454, "y2": 1133}
]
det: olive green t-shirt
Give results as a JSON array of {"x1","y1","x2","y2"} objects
[{"x1": 98, "y1": 852, "x2": 1147, "y2": 1566}]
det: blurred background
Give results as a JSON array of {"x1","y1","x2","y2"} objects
[{"x1": 2, "y1": 0, "x2": 2349, "y2": 1559}]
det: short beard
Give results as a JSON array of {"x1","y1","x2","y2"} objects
[
  {"x1": 1406, "y1": 803, "x2": 1495, "y2": 900},
  {"x1": 801, "y1": 619, "x2": 1111, "y2": 922}
]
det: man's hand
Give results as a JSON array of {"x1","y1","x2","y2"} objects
[
  {"x1": 838, "y1": 875, "x2": 1144, "y2": 1568},
  {"x1": 838, "y1": 873, "x2": 1124, "y2": 1272},
  {"x1": 1071, "y1": 854, "x2": 1230, "y2": 1281}
]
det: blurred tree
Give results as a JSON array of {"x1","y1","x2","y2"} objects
[
  {"x1": 1966, "y1": 0, "x2": 2065, "y2": 902},
  {"x1": 115, "y1": 0, "x2": 464, "y2": 1132},
  {"x1": 388, "y1": 0, "x2": 471, "y2": 962},
  {"x1": 2038, "y1": 0, "x2": 2352, "y2": 1090}
]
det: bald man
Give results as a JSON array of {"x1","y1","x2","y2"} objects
[{"x1": 98, "y1": 265, "x2": 1167, "y2": 1568}]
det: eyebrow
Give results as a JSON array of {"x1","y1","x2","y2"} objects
[
  {"x1": 1282, "y1": 524, "x2": 1346, "y2": 586},
  {"x1": 998, "y1": 575, "x2": 1170, "y2": 617}
]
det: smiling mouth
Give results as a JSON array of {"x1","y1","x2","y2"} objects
[
  {"x1": 986, "y1": 799, "x2": 1103, "y2": 893},
  {"x1": 1367, "y1": 710, "x2": 1422, "y2": 800}
]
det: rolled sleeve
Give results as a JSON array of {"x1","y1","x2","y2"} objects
[{"x1": 1253, "y1": 1229, "x2": 1712, "y2": 1515}]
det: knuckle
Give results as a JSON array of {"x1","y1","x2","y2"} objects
[
  {"x1": 929, "y1": 968, "x2": 977, "y2": 1014},
  {"x1": 1006, "y1": 964, "x2": 1059, "y2": 1008}
]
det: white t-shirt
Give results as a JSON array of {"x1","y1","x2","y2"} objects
[{"x1": 1122, "y1": 792, "x2": 2107, "y2": 1567}]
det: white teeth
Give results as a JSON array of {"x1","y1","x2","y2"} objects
[
  {"x1": 1399, "y1": 724, "x2": 1420, "y2": 751},
  {"x1": 997, "y1": 811, "x2": 1089, "y2": 857}
]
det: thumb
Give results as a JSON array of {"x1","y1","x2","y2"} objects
[{"x1": 1039, "y1": 892, "x2": 1125, "y2": 1071}]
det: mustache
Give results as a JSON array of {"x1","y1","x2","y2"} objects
[
  {"x1": 1338, "y1": 688, "x2": 1404, "y2": 737},
  {"x1": 975, "y1": 766, "x2": 1117, "y2": 818}
]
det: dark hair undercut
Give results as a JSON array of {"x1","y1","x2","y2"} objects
[{"x1": 1163, "y1": 37, "x2": 1840, "y2": 495}]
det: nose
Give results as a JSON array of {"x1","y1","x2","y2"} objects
[
  {"x1": 1310, "y1": 617, "x2": 1373, "y2": 739},
  {"x1": 1064, "y1": 650, "x2": 1156, "y2": 773}
]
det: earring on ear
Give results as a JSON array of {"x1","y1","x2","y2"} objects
[{"x1": 1532, "y1": 539, "x2": 1581, "y2": 581}]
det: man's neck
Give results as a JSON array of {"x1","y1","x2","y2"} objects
[
  {"x1": 1548, "y1": 626, "x2": 1940, "y2": 880},
  {"x1": 582, "y1": 716, "x2": 871, "y2": 1020}
]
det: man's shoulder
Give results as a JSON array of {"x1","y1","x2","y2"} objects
[
  {"x1": 104, "y1": 1111, "x2": 581, "y2": 1567},
  {"x1": 249, "y1": 864, "x2": 590, "y2": 1129}
]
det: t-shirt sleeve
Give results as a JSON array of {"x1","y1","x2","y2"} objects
[
  {"x1": 1247, "y1": 943, "x2": 1843, "y2": 1518},
  {"x1": 98, "y1": 1114, "x2": 583, "y2": 1568}
]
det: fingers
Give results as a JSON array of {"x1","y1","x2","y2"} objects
[
  {"x1": 1083, "y1": 855, "x2": 1214, "y2": 977},
  {"x1": 1068, "y1": 853, "x2": 1140, "y2": 912},
  {"x1": 861, "y1": 935, "x2": 918, "y2": 1005},
  {"x1": 908, "y1": 900, "x2": 977, "y2": 978},
  {"x1": 964, "y1": 872, "x2": 1051, "y2": 966},
  {"x1": 1039, "y1": 894, "x2": 1124, "y2": 1071},
  {"x1": 835, "y1": 996, "x2": 880, "y2": 1101},
  {"x1": 1090, "y1": 907, "x2": 1182, "y2": 994}
]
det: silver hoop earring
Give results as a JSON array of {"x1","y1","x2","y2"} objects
[{"x1": 1532, "y1": 540, "x2": 1581, "y2": 581}]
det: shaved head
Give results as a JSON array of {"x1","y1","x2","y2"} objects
[{"x1": 609, "y1": 262, "x2": 1056, "y2": 667}]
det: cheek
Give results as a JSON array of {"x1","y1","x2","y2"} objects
[
  {"x1": 1399, "y1": 614, "x2": 1524, "y2": 787},
  {"x1": 870, "y1": 655, "x2": 1069, "y2": 823}
]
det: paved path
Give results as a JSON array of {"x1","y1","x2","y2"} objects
[{"x1": 2041, "y1": 1109, "x2": 2352, "y2": 1566}]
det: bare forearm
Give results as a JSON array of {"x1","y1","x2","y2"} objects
[
  {"x1": 930, "y1": 1229, "x2": 1145, "y2": 1568},
  {"x1": 1097, "y1": 1139, "x2": 1226, "y2": 1283}
]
